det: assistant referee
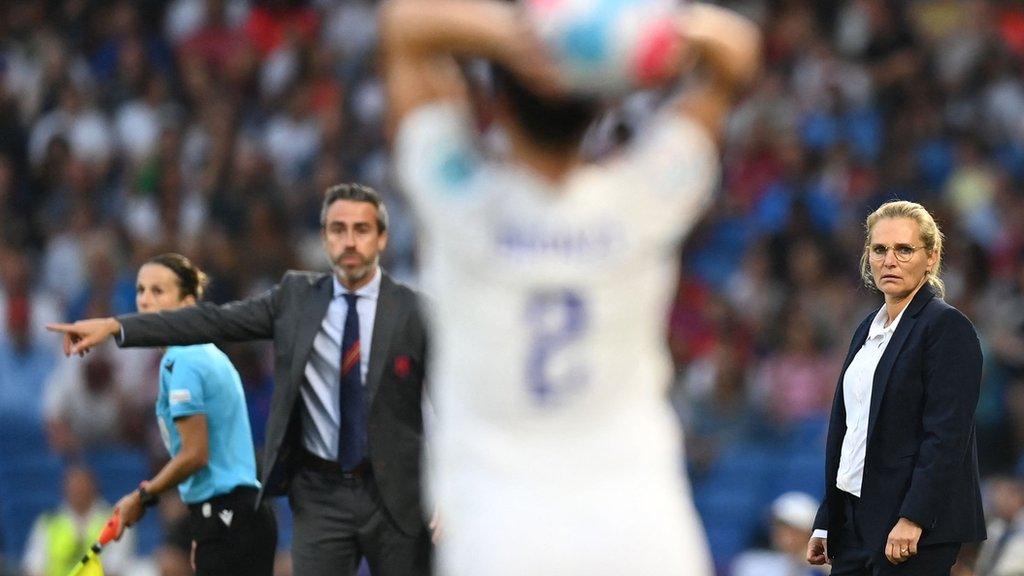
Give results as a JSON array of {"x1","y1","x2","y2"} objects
[{"x1": 98, "y1": 253, "x2": 276, "y2": 575}]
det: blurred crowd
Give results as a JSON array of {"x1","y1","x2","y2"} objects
[{"x1": 5, "y1": 0, "x2": 1024, "y2": 574}]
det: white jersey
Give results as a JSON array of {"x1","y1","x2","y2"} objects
[{"x1": 396, "y1": 102, "x2": 718, "y2": 576}]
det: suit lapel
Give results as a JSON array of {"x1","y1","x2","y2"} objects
[
  {"x1": 865, "y1": 284, "x2": 935, "y2": 446},
  {"x1": 290, "y1": 275, "x2": 333, "y2": 384},
  {"x1": 840, "y1": 319, "x2": 872, "y2": 388},
  {"x1": 827, "y1": 315, "x2": 871, "y2": 466},
  {"x1": 366, "y1": 272, "x2": 400, "y2": 402}
]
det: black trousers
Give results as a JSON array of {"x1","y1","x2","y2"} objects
[
  {"x1": 188, "y1": 485, "x2": 278, "y2": 576},
  {"x1": 289, "y1": 451, "x2": 431, "y2": 576},
  {"x1": 831, "y1": 493, "x2": 960, "y2": 576}
]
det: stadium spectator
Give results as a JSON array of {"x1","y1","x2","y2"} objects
[
  {"x1": 676, "y1": 336, "x2": 759, "y2": 474},
  {"x1": 733, "y1": 492, "x2": 828, "y2": 576},
  {"x1": 43, "y1": 341, "x2": 156, "y2": 454},
  {"x1": 976, "y1": 476, "x2": 1024, "y2": 576},
  {"x1": 0, "y1": 250, "x2": 59, "y2": 426},
  {"x1": 28, "y1": 82, "x2": 112, "y2": 172},
  {"x1": 64, "y1": 230, "x2": 137, "y2": 322},
  {"x1": 752, "y1": 303, "x2": 837, "y2": 430},
  {"x1": 22, "y1": 464, "x2": 135, "y2": 576}
]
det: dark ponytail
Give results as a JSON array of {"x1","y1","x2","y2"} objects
[{"x1": 146, "y1": 253, "x2": 209, "y2": 301}]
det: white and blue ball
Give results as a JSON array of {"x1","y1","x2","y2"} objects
[{"x1": 524, "y1": 0, "x2": 683, "y2": 96}]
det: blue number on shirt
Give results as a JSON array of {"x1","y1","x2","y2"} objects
[{"x1": 526, "y1": 291, "x2": 588, "y2": 405}]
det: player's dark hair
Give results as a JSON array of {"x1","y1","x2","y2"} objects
[
  {"x1": 320, "y1": 182, "x2": 389, "y2": 234},
  {"x1": 146, "y1": 253, "x2": 209, "y2": 301},
  {"x1": 490, "y1": 63, "x2": 601, "y2": 151}
]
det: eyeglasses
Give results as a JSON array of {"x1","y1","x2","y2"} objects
[{"x1": 868, "y1": 243, "x2": 926, "y2": 263}]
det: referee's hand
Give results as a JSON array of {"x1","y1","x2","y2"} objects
[{"x1": 113, "y1": 490, "x2": 144, "y2": 541}]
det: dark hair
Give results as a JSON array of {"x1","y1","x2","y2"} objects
[
  {"x1": 145, "y1": 253, "x2": 209, "y2": 301},
  {"x1": 490, "y1": 64, "x2": 601, "y2": 152},
  {"x1": 319, "y1": 182, "x2": 389, "y2": 233}
]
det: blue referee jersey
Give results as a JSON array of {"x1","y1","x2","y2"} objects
[{"x1": 156, "y1": 344, "x2": 260, "y2": 504}]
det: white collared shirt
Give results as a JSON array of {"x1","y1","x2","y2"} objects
[
  {"x1": 835, "y1": 304, "x2": 907, "y2": 497},
  {"x1": 300, "y1": 268, "x2": 381, "y2": 460},
  {"x1": 812, "y1": 304, "x2": 908, "y2": 539}
]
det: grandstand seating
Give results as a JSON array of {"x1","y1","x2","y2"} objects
[
  {"x1": 0, "y1": 416, "x2": 161, "y2": 561},
  {"x1": 690, "y1": 417, "x2": 827, "y2": 569}
]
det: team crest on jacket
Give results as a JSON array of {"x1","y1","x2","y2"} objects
[{"x1": 394, "y1": 355, "x2": 411, "y2": 378}]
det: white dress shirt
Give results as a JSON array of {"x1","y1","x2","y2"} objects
[
  {"x1": 300, "y1": 268, "x2": 380, "y2": 460},
  {"x1": 813, "y1": 304, "x2": 907, "y2": 540}
]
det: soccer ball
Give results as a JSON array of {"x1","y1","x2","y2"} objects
[{"x1": 524, "y1": 0, "x2": 683, "y2": 96}]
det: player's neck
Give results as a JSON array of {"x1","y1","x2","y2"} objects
[{"x1": 506, "y1": 124, "x2": 580, "y2": 185}]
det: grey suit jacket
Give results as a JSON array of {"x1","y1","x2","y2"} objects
[{"x1": 117, "y1": 270, "x2": 428, "y2": 535}]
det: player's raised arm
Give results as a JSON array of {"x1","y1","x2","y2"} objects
[
  {"x1": 379, "y1": 0, "x2": 561, "y2": 135},
  {"x1": 672, "y1": 3, "x2": 762, "y2": 144}
]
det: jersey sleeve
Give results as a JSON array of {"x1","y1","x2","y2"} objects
[
  {"x1": 393, "y1": 102, "x2": 484, "y2": 227},
  {"x1": 165, "y1": 354, "x2": 207, "y2": 419},
  {"x1": 611, "y1": 111, "x2": 720, "y2": 241}
]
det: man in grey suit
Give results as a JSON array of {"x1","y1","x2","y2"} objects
[{"x1": 49, "y1": 183, "x2": 431, "y2": 576}]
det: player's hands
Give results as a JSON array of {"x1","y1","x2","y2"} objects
[
  {"x1": 885, "y1": 517, "x2": 922, "y2": 564},
  {"x1": 113, "y1": 490, "x2": 144, "y2": 541},
  {"x1": 46, "y1": 318, "x2": 121, "y2": 356},
  {"x1": 495, "y1": 12, "x2": 564, "y2": 98},
  {"x1": 677, "y1": 3, "x2": 761, "y2": 87},
  {"x1": 806, "y1": 536, "x2": 828, "y2": 565}
]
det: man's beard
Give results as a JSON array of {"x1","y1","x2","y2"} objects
[{"x1": 332, "y1": 252, "x2": 379, "y2": 285}]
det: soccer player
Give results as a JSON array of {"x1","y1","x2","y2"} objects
[{"x1": 380, "y1": 1, "x2": 760, "y2": 575}]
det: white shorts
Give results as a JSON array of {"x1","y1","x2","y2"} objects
[{"x1": 435, "y1": 470, "x2": 713, "y2": 576}]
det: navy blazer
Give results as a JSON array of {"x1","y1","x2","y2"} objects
[{"x1": 813, "y1": 284, "x2": 986, "y2": 556}]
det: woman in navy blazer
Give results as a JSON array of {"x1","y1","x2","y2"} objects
[{"x1": 807, "y1": 200, "x2": 986, "y2": 575}]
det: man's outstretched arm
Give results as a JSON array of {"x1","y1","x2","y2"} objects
[{"x1": 48, "y1": 287, "x2": 278, "y2": 355}]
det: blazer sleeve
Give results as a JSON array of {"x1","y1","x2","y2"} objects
[
  {"x1": 117, "y1": 283, "x2": 280, "y2": 347},
  {"x1": 898, "y1": 306, "x2": 983, "y2": 528},
  {"x1": 813, "y1": 502, "x2": 828, "y2": 532}
]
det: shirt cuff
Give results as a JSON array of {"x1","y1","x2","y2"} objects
[
  {"x1": 117, "y1": 325, "x2": 126, "y2": 346},
  {"x1": 812, "y1": 529, "x2": 828, "y2": 539}
]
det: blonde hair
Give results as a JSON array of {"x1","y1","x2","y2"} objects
[{"x1": 860, "y1": 200, "x2": 945, "y2": 298}]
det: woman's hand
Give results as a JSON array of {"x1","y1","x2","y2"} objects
[
  {"x1": 806, "y1": 535, "x2": 829, "y2": 565},
  {"x1": 885, "y1": 517, "x2": 923, "y2": 564},
  {"x1": 113, "y1": 490, "x2": 145, "y2": 540}
]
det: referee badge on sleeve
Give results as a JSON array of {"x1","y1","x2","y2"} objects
[{"x1": 169, "y1": 389, "x2": 192, "y2": 405}]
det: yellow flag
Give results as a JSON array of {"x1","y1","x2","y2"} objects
[{"x1": 66, "y1": 549, "x2": 104, "y2": 576}]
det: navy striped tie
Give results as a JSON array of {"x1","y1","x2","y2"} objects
[{"x1": 339, "y1": 293, "x2": 367, "y2": 469}]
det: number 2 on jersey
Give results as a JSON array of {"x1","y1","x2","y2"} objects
[{"x1": 525, "y1": 291, "x2": 588, "y2": 405}]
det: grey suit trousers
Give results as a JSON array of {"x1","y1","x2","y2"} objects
[{"x1": 289, "y1": 464, "x2": 431, "y2": 576}]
